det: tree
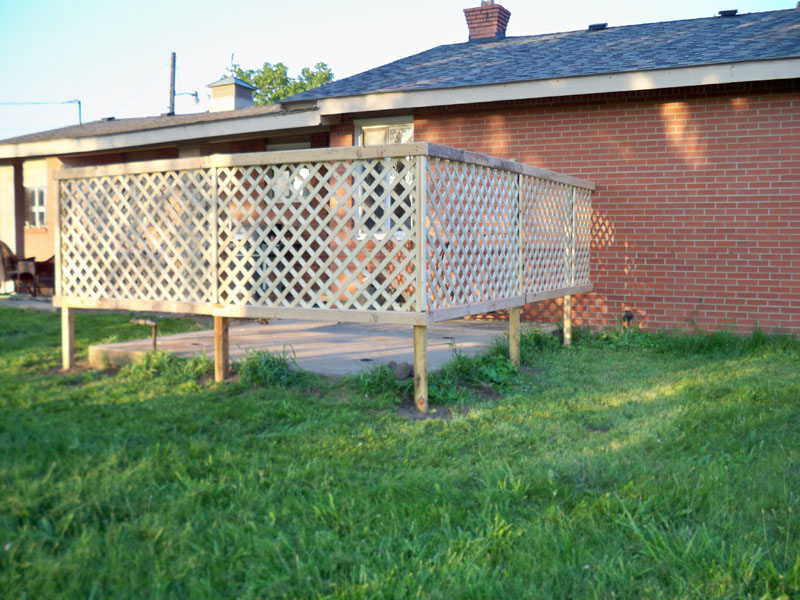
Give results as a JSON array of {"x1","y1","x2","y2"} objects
[{"x1": 231, "y1": 62, "x2": 334, "y2": 105}]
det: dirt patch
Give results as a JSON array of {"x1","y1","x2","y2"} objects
[
  {"x1": 396, "y1": 398, "x2": 454, "y2": 422},
  {"x1": 44, "y1": 360, "x2": 94, "y2": 376}
]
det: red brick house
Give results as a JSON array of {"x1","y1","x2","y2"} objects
[{"x1": 1, "y1": 2, "x2": 798, "y2": 332}]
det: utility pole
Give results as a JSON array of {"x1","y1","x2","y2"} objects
[
  {"x1": 168, "y1": 52, "x2": 176, "y2": 115},
  {"x1": 165, "y1": 52, "x2": 198, "y2": 115}
]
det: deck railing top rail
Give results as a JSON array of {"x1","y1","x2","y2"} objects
[{"x1": 54, "y1": 143, "x2": 596, "y2": 191}]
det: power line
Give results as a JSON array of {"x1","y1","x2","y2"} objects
[
  {"x1": 113, "y1": 61, "x2": 168, "y2": 117},
  {"x1": 0, "y1": 99, "x2": 82, "y2": 124}
]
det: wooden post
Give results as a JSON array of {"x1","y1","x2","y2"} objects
[
  {"x1": 413, "y1": 325, "x2": 428, "y2": 412},
  {"x1": 563, "y1": 188, "x2": 576, "y2": 348},
  {"x1": 563, "y1": 295, "x2": 572, "y2": 347},
  {"x1": 214, "y1": 316, "x2": 229, "y2": 382},
  {"x1": 12, "y1": 160, "x2": 25, "y2": 259},
  {"x1": 509, "y1": 306, "x2": 521, "y2": 366},
  {"x1": 48, "y1": 157, "x2": 65, "y2": 300},
  {"x1": 61, "y1": 307, "x2": 74, "y2": 370}
]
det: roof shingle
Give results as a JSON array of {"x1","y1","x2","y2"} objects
[{"x1": 287, "y1": 9, "x2": 800, "y2": 102}]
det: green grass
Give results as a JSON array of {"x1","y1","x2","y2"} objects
[{"x1": 1, "y1": 307, "x2": 799, "y2": 599}]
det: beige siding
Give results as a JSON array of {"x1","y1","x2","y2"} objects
[{"x1": 22, "y1": 159, "x2": 52, "y2": 260}]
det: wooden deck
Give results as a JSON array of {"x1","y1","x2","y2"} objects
[{"x1": 54, "y1": 143, "x2": 594, "y2": 410}]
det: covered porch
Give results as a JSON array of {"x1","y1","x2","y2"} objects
[{"x1": 54, "y1": 142, "x2": 594, "y2": 411}]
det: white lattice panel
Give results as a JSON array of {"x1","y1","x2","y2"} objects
[
  {"x1": 520, "y1": 176, "x2": 574, "y2": 293},
  {"x1": 60, "y1": 170, "x2": 215, "y2": 303},
  {"x1": 574, "y1": 187, "x2": 592, "y2": 287},
  {"x1": 216, "y1": 158, "x2": 418, "y2": 311},
  {"x1": 57, "y1": 145, "x2": 593, "y2": 321},
  {"x1": 425, "y1": 158, "x2": 519, "y2": 310}
]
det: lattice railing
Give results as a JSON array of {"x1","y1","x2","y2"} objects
[
  {"x1": 60, "y1": 170, "x2": 216, "y2": 303},
  {"x1": 55, "y1": 144, "x2": 594, "y2": 325},
  {"x1": 425, "y1": 159, "x2": 519, "y2": 310}
]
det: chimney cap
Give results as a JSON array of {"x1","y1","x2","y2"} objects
[{"x1": 207, "y1": 76, "x2": 257, "y2": 90}]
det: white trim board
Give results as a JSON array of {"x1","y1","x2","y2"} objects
[{"x1": 0, "y1": 109, "x2": 323, "y2": 161}]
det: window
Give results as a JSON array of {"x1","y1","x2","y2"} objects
[
  {"x1": 354, "y1": 119, "x2": 414, "y2": 237},
  {"x1": 269, "y1": 165, "x2": 312, "y2": 203},
  {"x1": 25, "y1": 187, "x2": 47, "y2": 228}
]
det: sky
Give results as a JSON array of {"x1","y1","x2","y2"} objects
[{"x1": 0, "y1": 0, "x2": 792, "y2": 140}]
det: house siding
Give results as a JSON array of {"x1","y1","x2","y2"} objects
[
  {"x1": 21, "y1": 160, "x2": 50, "y2": 261},
  {"x1": 331, "y1": 80, "x2": 800, "y2": 332}
]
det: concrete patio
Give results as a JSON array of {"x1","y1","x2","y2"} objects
[
  {"x1": 88, "y1": 318, "x2": 553, "y2": 376},
  {"x1": 1, "y1": 294, "x2": 557, "y2": 377}
]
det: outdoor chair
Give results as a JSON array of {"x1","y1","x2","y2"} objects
[
  {"x1": 0, "y1": 241, "x2": 35, "y2": 294},
  {"x1": 33, "y1": 256, "x2": 55, "y2": 296}
]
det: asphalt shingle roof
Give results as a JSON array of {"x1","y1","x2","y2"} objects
[
  {"x1": 287, "y1": 9, "x2": 800, "y2": 101},
  {"x1": 0, "y1": 103, "x2": 287, "y2": 145}
]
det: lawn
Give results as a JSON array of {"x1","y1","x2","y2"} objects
[{"x1": 1, "y1": 306, "x2": 798, "y2": 599}]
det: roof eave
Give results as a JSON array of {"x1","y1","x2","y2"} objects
[
  {"x1": 0, "y1": 108, "x2": 322, "y2": 161},
  {"x1": 299, "y1": 57, "x2": 800, "y2": 116}
]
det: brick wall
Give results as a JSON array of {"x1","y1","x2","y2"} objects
[
  {"x1": 413, "y1": 80, "x2": 800, "y2": 332},
  {"x1": 333, "y1": 80, "x2": 800, "y2": 332}
]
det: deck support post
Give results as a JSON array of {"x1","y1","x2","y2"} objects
[
  {"x1": 214, "y1": 316, "x2": 229, "y2": 382},
  {"x1": 61, "y1": 307, "x2": 74, "y2": 371},
  {"x1": 509, "y1": 307, "x2": 521, "y2": 366},
  {"x1": 413, "y1": 325, "x2": 428, "y2": 412},
  {"x1": 563, "y1": 295, "x2": 572, "y2": 347}
]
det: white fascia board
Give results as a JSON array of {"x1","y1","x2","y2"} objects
[
  {"x1": 315, "y1": 58, "x2": 800, "y2": 115},
  {"x1": 0, "y1": 109, "x2": 322, "y2": 161}
]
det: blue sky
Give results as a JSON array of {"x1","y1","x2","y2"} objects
[{"x1": 0, "y1": 0, "x2": 791, "y2": 140}]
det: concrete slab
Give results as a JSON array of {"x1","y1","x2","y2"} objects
[
  {"x1": 0, "y1": 295, "x2": 57, "y2": 312},
  {"x1": 88, "y1": 318, "x2": 555, "y2": 376}
]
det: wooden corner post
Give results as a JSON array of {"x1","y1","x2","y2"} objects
[
  {"x1": 563, "y1": 187, "x2": 577, "y2": 348},
  {"x1": 214, "y1": 316, "x2": 229, "y2": 381},
  {"x1": 413, "y1": 154, "x2": 428, "y2": 412},
  {"x1": 563, "y1": 295, "x2": 572, "y2": 347},
  {"x1": 62, "y1": 307, "x2": 74, "y2": 370},
  {"x1": 413, "y1": 325, "x2": 428, "y2": 413},
  {"x1": 509, "y1": 307, "x2": 521, "y2": 366}
]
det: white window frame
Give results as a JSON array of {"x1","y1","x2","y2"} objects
[
  {"x1": 24, "y1": 186, "x2": 47, "y2": 228},
  {"x1": 270, "y1": 164, "x2": 312, "y2": 205},
  {"x1": 354, "y1": 116, "x2": 414, "y2": 147},
  {"x1": 353, "y1": 117, "x2": 414, "y2": 240}
]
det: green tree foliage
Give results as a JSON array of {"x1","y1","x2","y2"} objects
[{"x1": 231, "y1": 62, "x2": 334, "y2": 105}]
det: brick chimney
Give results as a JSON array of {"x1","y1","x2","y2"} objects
[{"x1": 464, "y1": 1, "x2": 511, "y2": 42}]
